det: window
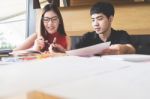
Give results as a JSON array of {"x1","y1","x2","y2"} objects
[{"x1": 0, "y1": 0, "x2": 26, "y2": 50}]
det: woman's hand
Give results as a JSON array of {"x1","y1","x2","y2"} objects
[
  {"x1": 48, "y1": 43, "x2": 66, "y2": 53},
  {"x1": 33, "y1": 36, "x2": 45, "y2": 51}
]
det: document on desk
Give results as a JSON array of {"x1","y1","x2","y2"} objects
[
  {"x1": 0, "y1": 55, "x2": 132, "y2": 98},
  {"x1": 102, "y1": 54, "x2": 150, "y2": 62},
  {"x1": 41, "y1": 59, "x2": 150, "y2": 99},
  {"x1": 66, "y1": 42, "x2": 111, "y2": 57}
]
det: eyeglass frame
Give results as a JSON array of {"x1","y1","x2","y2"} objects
[{"x1": 42, "y1": 16, "x2": 59, "y2": 23}]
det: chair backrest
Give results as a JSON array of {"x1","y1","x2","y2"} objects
[
  {"x1": 131, "y1": 35, "x2": 150, "y2": 55},
  {"x1": 70, "y1": 36, "x2": 82, "y2": 50}
]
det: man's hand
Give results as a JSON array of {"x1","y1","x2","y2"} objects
[
  {"x1": 102, "y1": 44, "x2": 131, "y2": 55},
  {"x1": 102, "y1": 44, "x2": 135, "y2": 55}
]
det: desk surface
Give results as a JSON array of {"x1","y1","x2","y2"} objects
[{"x1": 1, "y1": 55, "x2": 150, "y2": 99}]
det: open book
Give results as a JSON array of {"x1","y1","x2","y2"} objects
[
  {"x1": 66, "y1": 42, "x2": 111, "y2": 57},
  {"x1": 10, "y1": 50, "x2": 41, "y2": 56}
]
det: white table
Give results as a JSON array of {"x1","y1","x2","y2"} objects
[{"x1": 0, "y1": 55, "x2": 150, "y2": 99}]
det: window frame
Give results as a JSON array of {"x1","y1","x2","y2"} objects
[{"x1": 26, "y1": 0, "x2": 36, "y2": 37}]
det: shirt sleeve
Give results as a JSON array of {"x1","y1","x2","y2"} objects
[{"x1": 74, "y1": 32, "x2": 93, "y2": 49}]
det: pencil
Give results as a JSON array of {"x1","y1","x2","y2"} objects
[{"x1": 53, "y1": 37, "x2": 56, "y2": 44}]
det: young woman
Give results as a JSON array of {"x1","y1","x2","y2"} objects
[{"x1": 14, "y1": 3, "x2": 70, "y2": 53}]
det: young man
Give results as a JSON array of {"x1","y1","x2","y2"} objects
[{"x1": 75, "y1": 2, "x2": 135, "y2": 55}]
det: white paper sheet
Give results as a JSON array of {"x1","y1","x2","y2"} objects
[
  {"x1": 41, "y1": 62, "x2": 150, "y2": 99},
  {"x1": 0, "y1": 55, "x2": 130, "y2": 98},
  {"x1": 102, "y1": 54, "x2": 150, "y2": 62},
  {"x1": 66, "y1": 42, "x2": 111, "y2": 57},
  {"x1": 1, "y1": 55, "x2": 150, "y2": 99}
]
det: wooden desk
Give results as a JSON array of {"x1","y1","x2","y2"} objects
[
  {"x1": 4, "y1": 92, "x2": 60, "y2": 99},
  {"x1": 28, "y1": 91, "x2": 61, "y2": 99}
]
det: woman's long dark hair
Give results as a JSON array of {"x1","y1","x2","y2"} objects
[{"x1": 40, "y1": 3, "x2": 66, "y2": 40}]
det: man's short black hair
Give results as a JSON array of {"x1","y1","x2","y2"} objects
[{"x1": 90, "y1": 2, "x2": 115, "y2": 18}]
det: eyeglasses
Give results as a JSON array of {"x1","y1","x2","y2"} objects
[{"x1": 42, "y1": 16, "x2": 59, "y2": 23}]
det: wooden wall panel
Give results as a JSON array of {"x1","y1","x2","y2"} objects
[
  {"x1": 69, "y1": 0, "x2": 134, "y2": 6},
  {"x1": 35, "y1": 3, "x2": 150, "y2": 36},
  {"x1": 113, "y1": 3, "x2": 150, "y2": 35},
  {"x1": 70, "y1": 0, "x2": 100, "y2": 6},
  {"x1": 60, "y1": 3, "x2": 150, "y2": 36}
]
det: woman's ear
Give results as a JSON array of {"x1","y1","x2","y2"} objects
[{"x1": 109, "y1": 16, "x2": 114, "y2": 23}]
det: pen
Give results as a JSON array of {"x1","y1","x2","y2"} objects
[
  {"x1": 52, "y1": 37, "x2": 58, "y2": 51},
  {"x1": 52, "y1": 37, "x2": 56, "y2": 44}
]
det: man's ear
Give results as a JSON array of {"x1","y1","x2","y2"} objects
[{"x1": 109, "y1": 16, "x2": 114, "y2": 23}]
